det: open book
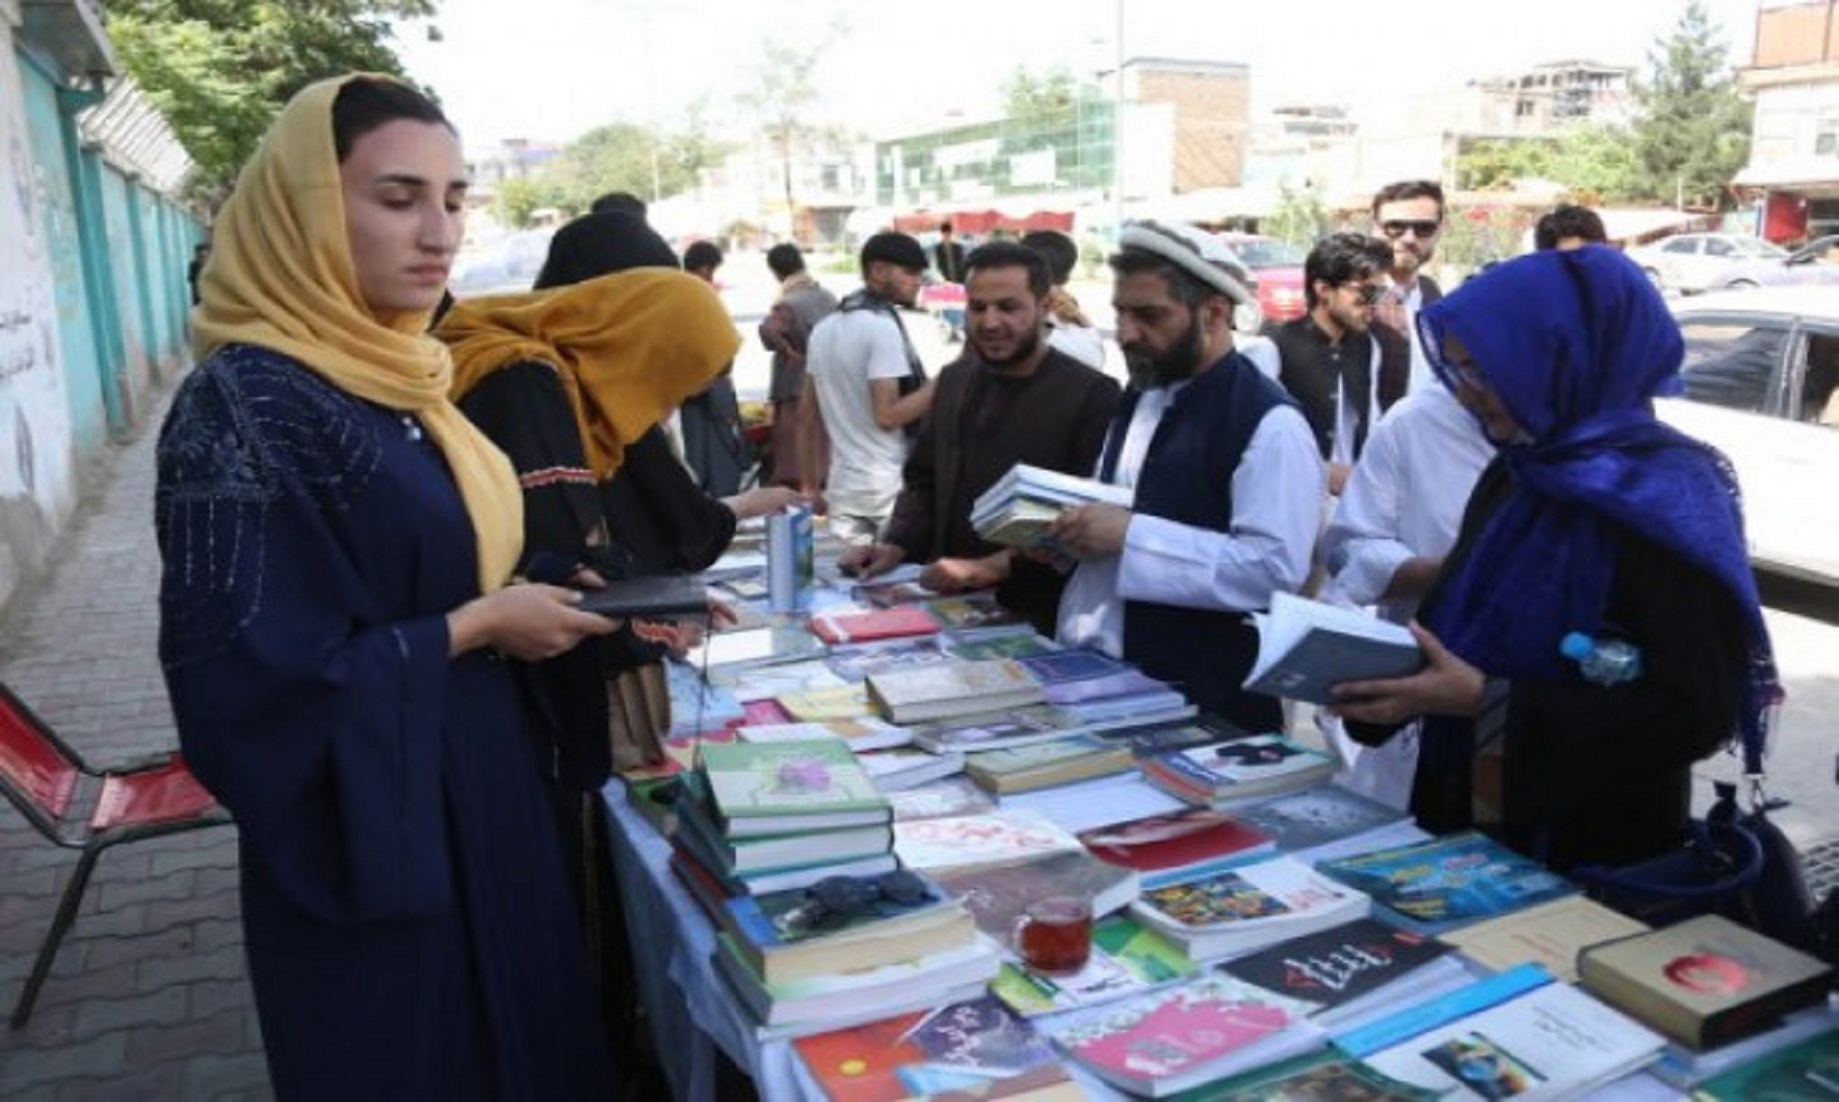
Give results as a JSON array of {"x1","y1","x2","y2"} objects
[{"x1": 1242, "y1": 592, "x2": 1424, "y2": 705}]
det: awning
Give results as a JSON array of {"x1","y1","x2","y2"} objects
[{"x1": 1734, "y1": 157, "x2": 1839, "y2": 191}]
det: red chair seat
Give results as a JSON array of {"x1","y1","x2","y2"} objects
[{"x1": 91, "y1": 756, "x2": 220, "y2": 833}]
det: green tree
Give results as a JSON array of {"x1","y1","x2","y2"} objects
[
  {"x1": 1265, "y1": 185, "x2": 1330, "y2": 248},
  {"x1": 1002, "y1": 66, "x2": 1082, "y2": 152},
  {"x1": 1631, "y1": 0, "x2": 1752, "y2": 210},
  {"x1": 737, "y1": 30, "x2": 846, "y2": 234},
  {"x1": 108, "y1": 0, "x2": 434, "y2": 198},
  {"x1": 489, "y1": 114, "x2": 726, "y2": 228}
]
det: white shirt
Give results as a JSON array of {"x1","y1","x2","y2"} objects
[
  {"x1": 1047, "y1": 321, "x2": 1106, "y2": 370},
  {"x1": 805, "y1": 307, "x2": 916, "y2": 520},
  {"x1": 1319, "y1": 385, "x2": 1495, "y2": 623},
  {"x1": 1057, "y1": 378, "x2": 1323, "y2": 656},
  {"x1": 1400, "y1": 280, "x2": 1437, "y2": 397}
]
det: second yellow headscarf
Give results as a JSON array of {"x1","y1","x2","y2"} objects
[{"x1": 440, "y1": 269, "x2": 741, "y2": 481}]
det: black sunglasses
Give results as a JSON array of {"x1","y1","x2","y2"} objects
[
  {"x1": 1381, "y1": 219, "x2": 1441, "y2": 240},
  {"x1": 782, "y1": 870, "x2": 935, "y2": 933},
  {"x1": 1343, "y1": 283, "x2": 1385, "y2": 306}
]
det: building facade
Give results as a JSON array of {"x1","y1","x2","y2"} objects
[{"x1": 1736, "y1": 0, "x2": 1839, "y2": 241}]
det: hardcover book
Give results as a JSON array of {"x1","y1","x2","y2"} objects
[
  {"x1": 575, "y1": 573, "x2": 712, "y2": 619},
  {"x1": 1357, "y1": 976, "x2": 1666, "y2": 1100},
  {"x1": 811, "y1": 605, "x2": 944, "y2": 646},
  {"x1": 1576, "y1": 913, "x2": 1835, "y2": 1051},
  {"x1": 1042, "y1": 974, "x2": 1326, "y2": 1098},
  {"x1": 674, "y1": 784, "x2": 893, "y2": 873},
  {"x1": 989, "y1": 913, "x2": 1196, "y2": 1017},
  {"x1": 1129, "y1": 854, "x2": 1372, "y2": 961},
  {"x1": 1078, "y1": 807, "x2": 1275, "y2": 875},
  {"x1": 1241, "y1": 591, "x2": 1425, "y2": 705},
  {"x1": 715, "y1": 931, "x2": 1002, "y2": 1033},
  {"x1": 1315, "y1": 831, "x2": 1577, "y2": 936},
  {"x1": 1440, "y1": 893, "x2": 1649, "y2": 983},
  {"x1": 1144, "y1": 733, "x2": 1339, "y2": 806},
  {"x1": 792, "y1": 994, "x2": 1072, "y2": 1102},
  {"x1": 866, "y1": 659, "x2": 1047, "y2": 725},
  {"x1": 698, "y1": 737, "x2": 892, "y2": 837}
]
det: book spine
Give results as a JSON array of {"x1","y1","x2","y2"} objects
[{"x1": 1332, "y1": 962, "x2": 1555, "y2": 1057}]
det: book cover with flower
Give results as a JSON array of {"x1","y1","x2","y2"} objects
[{"x1": 699, "y1": 738, "x2": 890, "y2": 825}]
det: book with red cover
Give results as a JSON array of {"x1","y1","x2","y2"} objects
[
  {"x1": 812, "y1": 606, "x2": 945, "y2": 646},
  {"x1": 793, "y1": 993, "x2": 1070, "y2": 1102},
  {"x1": 1077, "y1": 807, "x2": 1275, "y2": 875}
]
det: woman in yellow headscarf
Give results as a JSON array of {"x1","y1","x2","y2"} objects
[{"x1": 155, "y1": 75, "x2": 615, "y2": 1097}]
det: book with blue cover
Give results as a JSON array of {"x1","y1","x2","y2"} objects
[{"x1": 1315, "y1": 831, "x2": 1577, "y2": 936}]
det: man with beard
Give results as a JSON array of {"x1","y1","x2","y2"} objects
[
  {"x1": 839, "y1": 242, "x2": 1120, "y2": 632},
  {"x1": 1371, "y1": 179, "x2": 1447, "y2": 407},
  {"x1": 1051, "y1": 221, "x2": 1321, "y2": 732},
  {"x1": 799, "y1": 232, "x2": 936, "y2": 544},
  {"x1": 1264, "y1": 233, "x2": 1395, "y2": 495}
]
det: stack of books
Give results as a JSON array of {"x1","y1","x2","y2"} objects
[
  {"x1": 962, "y1": 733, "x2": 1136, "y2": 796},
  {"x1": 673, "y1": 738, "x2": 897, "y2": 896},
  {"x1": 866, "y1": 658, "x2": 1046, "y2": 725},
  {"x1": 970, "y1": 463, "x2": 1135, "y2": 550},
  {"x1": 1018, "y1": 649, "x2": 1196, "y2": 727}
]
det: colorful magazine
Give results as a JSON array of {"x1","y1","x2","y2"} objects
[{"x1": 1315, "y1": 831, "x2": 1576, "y2": 936}]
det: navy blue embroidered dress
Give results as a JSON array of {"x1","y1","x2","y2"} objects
[{"x1": 156, "y1": 345, "x2": 611, "y2": 1098}]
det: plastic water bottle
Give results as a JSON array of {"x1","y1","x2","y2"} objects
[{"x1": 1559, "y1": 631, "x2": 1642, "y2": 686}]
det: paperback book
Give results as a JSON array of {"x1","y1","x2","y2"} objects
[
  {"x1": 962, "y1": 733, "x2": 1135, "y2": 795},
  {"x1": 777, "y1": 683, "x2": 876, "y2": 722},
  {"x1": 908, "y1": 705, "x2": 1097, "y2": 755},
  {"x1": 791, "y1": 993, "x2": 1071, "y2": 1102},
  {"x1": 825, "y1": 638, "x2": 953, "y2": 682},
  {"x1": 946, "y1": 633, "x2": 1063, "y2": 661},
  {"x1": 1216, "y1": 917, "x2": 1466, "y2": 1028},
  {"x1": 674, "y1": 784, "x2": 892, "y2": 874},
  {"x1": 857, "y1": 745, "x2": 967, "y2": 792},
  {"x1": 1129, "y1": 854, "x2": 1372, "y2": 961},
  {"x1": 1163, "y1": 1049, "x2": 1444, "y2": 1101},
  {"x1": 715, "y1": 931, "x2": 1002, "y2": 1033},
  {"x1": 1144, "y1": 732, "x2": 1339, "y2": 807},
  {"x1": 926, "y1": 593, "x2": 1028, "y2": 635},
  {"x1": 1356, "y1": 975, "x2": 1666, "y2": 1100},
  {"x1": 885, "y1": 777, "x2": 996, "y2": 822},
  {"x1": 735, "y1": 718, "x2": 911, "y2": 753},
  {"x1": 688, "y1": 625, "x2": 828, "y2": 684},
  {"x1": 1689, "y1": 1024, "x2": 1839, "y2": 1099},
  {"x1": 989, "y1": 912, "x2": 1196, "y2": 1018},
  {"x1": 1077, "y1": 807, "x2": 1275, "y2": 877},
  {"x1": 811, "y1": 605, "x2": 945, "y2": 646},
  {"x1": 1439, "y1": 893, "x2": 1650, "y2": 983},
  {"x1": 1241, "y1": 591, "x2": 1424, "y2": 705},
  {"x1": 1042, "y1": 973, "x2": 1326, "y2": 1098},
  {"x1": 930, "y1": 848, "x2": 1141, "y2": 943},
  {"x1": 722, "y1": 870, "x2": 973, "y2": 985},
  {"x1": 893, "y1": 809, "x2": 1087, "y2": 872},
  {"x1": 1315, "y1": 831, "x2": 1577, "y2": 936},
  {"x1": 1231, "y1": 784, "x2": 1416, "y2": 861}
]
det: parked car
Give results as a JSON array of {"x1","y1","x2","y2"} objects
[
  {"x1": 1625, "y1": 232, "x2": 1787, "y2": 294},
  {"x1": 1702, "y1": 234, "x2": 1839, "y2": 292},
  {"x1": 1215, "y1": 232, "x2": 1307, "y2": 323},
  {"x1": 1655, "y1": 287, "x2": 1839, "y2": 587}
]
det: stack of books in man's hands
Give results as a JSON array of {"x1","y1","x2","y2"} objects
[
  {"x1": 970, "y1": 463, "x2": 1135, "y2": 550},
  {"x1": 671, "y1": 738, "x2": 897, "y2": 896}
]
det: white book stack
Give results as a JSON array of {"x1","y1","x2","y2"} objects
[{"x1": 970, "y1": 463, "x2": 1134, "y2": 549}]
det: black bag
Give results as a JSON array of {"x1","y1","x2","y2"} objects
[{"x1": 1574, "y1": 778, "x2": 1817, "y2": 952}]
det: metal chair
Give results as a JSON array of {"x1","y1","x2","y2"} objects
[{"x1": 0, "y1": 680, "x2": 231, "y2": 1027}]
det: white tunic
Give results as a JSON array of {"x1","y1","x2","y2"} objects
[{"x1": 804, "y1": 307, "x2": 916, "y2": 520}]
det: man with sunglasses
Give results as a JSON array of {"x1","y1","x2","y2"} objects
[
  {"x1": 1262, "y1": 233, "x2": 1396, "y2": 495},
  {"x1": 1371, "y1": 180, "x2": 1447, "y2": 408}
]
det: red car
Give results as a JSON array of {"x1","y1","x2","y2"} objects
[{"x1": 1216, "y1": 232, "x2": 1308, "y2": 323}]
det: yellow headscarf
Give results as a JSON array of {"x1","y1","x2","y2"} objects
[
  {"x1": 192, "y1": 73, "x2": 523, "y2": 594},
  {"x1": 440, "y1": 269, "x2": 741, "y2": 480}
]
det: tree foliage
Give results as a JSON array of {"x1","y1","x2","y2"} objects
[
  {"x1": 488, "y1": 113, "x2": 727, "y2": 227},
  {"x1": 736, "y1": 30, "x2": 847, "y2": 230},
  {"x1": 108, "y1": 0, "x2": 434, "y2": 198},
  {"x1": 1457, "y1": 125, "x2": 1643, "y2": 203},
  {"x1": 1631, "y1": 0, "x2": 1752, "y2": 210}
]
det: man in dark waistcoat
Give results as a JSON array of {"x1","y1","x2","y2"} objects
[{"x1": 1051, "y1": 220, "x2": 1322, "y2": 733}]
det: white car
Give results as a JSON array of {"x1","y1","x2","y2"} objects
[
  {"x1": 1656, "y1": 288, "x2": 1839, "y2": 587},
  {"x1": 1627, "y1": 233, "x2": 1788, "y2": 294}
]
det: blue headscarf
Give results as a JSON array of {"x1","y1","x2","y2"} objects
[{"x1": 1417, "y1": 245, "x2": 1779, "y2": 755}]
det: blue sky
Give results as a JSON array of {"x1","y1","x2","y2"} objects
[{"x1": 396, "y1": 0, "x2": 1762, "y2": 147}]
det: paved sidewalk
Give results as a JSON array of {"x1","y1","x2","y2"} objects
[{"x1": 0, "y1": 382, "x2": 271, "y2": 1100}]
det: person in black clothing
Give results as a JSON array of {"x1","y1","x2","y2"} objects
[
  {"x1": 1262, "y1": 233, "x2": 1394, "y2": 494},
  {"x1": 1329, "y1": 247, "x2": 1781, "y2": 872},
  {"x1": 933, "y1": 220, "x2": 967, "y2": 283}
]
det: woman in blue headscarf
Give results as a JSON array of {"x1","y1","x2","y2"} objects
[{"x1": 1331, "y1": 245, "x2": 1779, "y2": 871}]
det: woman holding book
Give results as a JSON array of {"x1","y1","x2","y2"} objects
[
  {"x1": 1330, "y1": 246, "x2": 1779, "y2": 872},
  {"x1": 155, "y1": 75, "x2": 615, "y2": 1095}
]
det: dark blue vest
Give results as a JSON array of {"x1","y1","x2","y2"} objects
[{"x1": 1100, "y1": 352, "x2": 1294, "y2": 732}]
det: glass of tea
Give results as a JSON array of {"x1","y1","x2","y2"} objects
[{"x1": 1013, "y1": 895, "x2": 1092, "y2": 975}]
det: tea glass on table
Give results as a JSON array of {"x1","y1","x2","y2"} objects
[{"x1": 1013, "y1": 895, "x2": 1093, "y2": 975}]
